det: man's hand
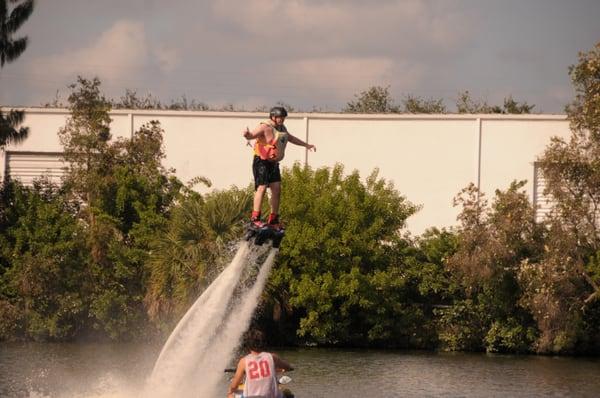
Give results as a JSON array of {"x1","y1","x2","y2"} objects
[
  {"x1": 243, "y1": 127, "x2": 252, "y2": 139},
  {"x1": 306, "y1": 144, "x2": 316, "y2": 152}
]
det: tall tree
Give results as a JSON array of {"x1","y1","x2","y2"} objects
[
  {"x1": 58, "y1": 77, "x2": 113, "y2": 228},
  {"x1": 56, "y1": 77, "x2": 186, "y2": 339},
  {"x1": 0, "y1": 180, "x2": 89, "y2": 340},
  {"x1": 522, "y1": 42, "x2": 600, "y2": 353},
  {"x1": 566, "y1": 42, "x2": 600, "y2": 140},
  {"x1": 269, "y1": 163, "x2": 419, "y2": 346},
  {"x1": 456, "y1": 91, "x2": 534, "y2": 114},
  {"x1": 0, "y1": 108, "x2": 27, "y2": 147},
  {"x1": 343, "y1": 86, "x2": 400, "y2": 113},
  {"x1": 440, "y1": 181, "x2": 542, "y2": 352},
  {"x1": 0, "y1": 0, "x2": 34, "y2": 149},
  {"x1": 402, "y1": 94, "x2": 447, "y2": 114},
  {"x1": 0, "y1": 0, "x2": 33, "y2": 66},
  {"x1": 145, "y1": 186, "x2": 252, "y2": 331}
]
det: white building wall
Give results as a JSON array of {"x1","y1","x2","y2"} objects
[
  {"x1": 131, "y1": 113, "x2": 307, "y2": 192},
  {"x1": 307, "y1": 116, "x2": 480, "y2": 232},
  {"x1": 1, "y1": 108, "x2": 572, "y2": 235},
  {"x1": 478, "y1": 118, "x2": 570, "y2": 204}
]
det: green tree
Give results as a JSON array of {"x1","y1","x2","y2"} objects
[
  {"x1": 145, "y1": 186, "x2": 253, "y2": 331},
  {"x1": 503, "y1": 95, "x2": 535, "y2": 114},
  {"x1": 93, "y1": 120, "x2": 183, "y2": 338},
  {"x1": 456, "y1": 91, "x2": 534, "y2": 114},
  {"x1": 112, "y1": 89, "x2": 164, "y2": 110},
  {"x1": 439, "y1": 181, "x2": 542, "y2": 352},
  {"x1": 0, "y1": 108, "x2": 28, "y2": 147},
  {"x1": 0, "y1": 180, "x2": 89, "y2": 340},
  {"x1": 267, "y1": 163, "x2": 420, "y2": 346},
  {"x1": 0, "y1": 0, "x2": 34, "y2": 149},
  {"x1": 343, "y1": 86, "x2": 400, "y2": 113},
  {"x1": 412, "y1": 228, "x2": 460, "y2": 305},
  {"x1": 55, "y1": 77, "x2": 183, "y2": 339},
  {"x1": 58, "y1": 77, "x2": 113, "y2": 253},
  {"x1": 0, "y1": 0, "x2": 33, "y2": 66},
  {"x1": 566, "y1": 42, "x2": 600, "y2": 140},
  {"x1": 402, "y1": 94, "x2": 447, "y2": 114},
  {"x1": 166, "y1": 94, "x2": 210, "y2": 111}
]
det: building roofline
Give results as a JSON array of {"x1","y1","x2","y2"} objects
[{"x1": 1, "y1": 106, "x2": 568, "y2": 122}]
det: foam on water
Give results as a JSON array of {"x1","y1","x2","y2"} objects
[{"x1": 25, "y1": 371, "x2": 142, "y2": 398}]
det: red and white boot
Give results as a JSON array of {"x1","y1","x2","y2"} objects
[
  {"x1": 249, "y1": 211, "x2": 264, "y2": 229},
  {"x1": 267, "y1": 213, "x2": 283, "y2": 230}
]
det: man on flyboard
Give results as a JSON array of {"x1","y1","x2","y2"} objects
[{"x1": 242, "y1": 106, "x2": 316, "y2": 247}]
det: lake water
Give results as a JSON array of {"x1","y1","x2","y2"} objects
[{"x1": 1, "y1": 342, "x2": 599, "y2": 397}]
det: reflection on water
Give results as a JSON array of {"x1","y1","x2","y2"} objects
[
  {"x1": 1, "y1": 343, "x2": 600, "y2": 397},
  {"x1": 278, "y1": 348, "x2": 600, "y2": 397}
]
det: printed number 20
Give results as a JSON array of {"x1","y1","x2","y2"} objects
[{"x1": 248, "y1": 360, "x2": 271, "y2": 379}]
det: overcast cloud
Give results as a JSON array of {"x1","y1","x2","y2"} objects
[{"x1": 1, "y1": 0, "x2": 599, "y2": 112}]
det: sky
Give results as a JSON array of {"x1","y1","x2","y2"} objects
[{"x1": 1, "y1": 0, "x2": 599, "y2": 113}]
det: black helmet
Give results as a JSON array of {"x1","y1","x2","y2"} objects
[{"x1": 269, "y1": 106, "x2": 288, "y2": 118}]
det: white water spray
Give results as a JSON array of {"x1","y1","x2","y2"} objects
[
  {"x1": 196, "y1": 249, "x2": 278, "y2": 397},
  {"x1": 147, "y1": 242, "x2": 249, "y2": 396},
  {"x1": 146, "y1": 242, "x2": 278, "y2": 397}
]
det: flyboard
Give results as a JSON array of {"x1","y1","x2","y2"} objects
[{"x1": 244, "y1": 222, "x2": 285, "y2": 248}]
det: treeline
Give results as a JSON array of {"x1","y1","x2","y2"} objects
[
  {"x1": 42, "y1": 85, "x2": 535, "y2": 115},
  {"x1": 341, "y1": 87, "x2": 534, "y2": 114},
  {"x1": 1, "y1": 44, "x2": 600, "y2": 354}
]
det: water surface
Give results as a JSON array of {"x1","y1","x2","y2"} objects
[
  {"x1": 1, "y1": 343, "x2": 599, "y2": 397},
  {"x1": 278, "y1": 348, "x2": 600, "y2": 397}
]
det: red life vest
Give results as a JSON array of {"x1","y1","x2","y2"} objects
[{"x1": 253, "y1": 121, "x2": 289, "y2": 161}]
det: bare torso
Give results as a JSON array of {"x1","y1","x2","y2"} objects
[{"x1": 258, "y1": 123, "x2": 276, "y2": 145}]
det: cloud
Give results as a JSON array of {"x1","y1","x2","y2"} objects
[
  {"x1": 272, "y1": 56, "x2": 422, "y2": 101},
  {"x1": 27, "y1": 20, "x2": 149, "y2": 85},
  {"x1": 153, "y1": 45, "x2": 181, "y2": 74},
  {"x1": 212, "y1": 0, "x2": 347, "y2": 35},
  {"x1": 426, "y1": 8, "x2": 474, "y2": 49},
  {"x1": 210, "y1": 0, "x2": 472, "y2": 55}
]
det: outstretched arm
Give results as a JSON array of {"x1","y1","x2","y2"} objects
[
  {"x1": 243, "y1": 124, "x2": 266, "y2": 140},
  {"x1": 272, "y1": 353, "x2": 294, "y2": 372},
  {"x1": 288, "y1": 133, "x2": 316, "y2": 151},
  {"x1": 227, "y1": 358, "x2": 246, "y2": 398}
]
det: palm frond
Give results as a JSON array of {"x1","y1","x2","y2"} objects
[
  {"x1": 1, "y1": 109, "x2": 29, "y2": 147},
  {"x1": 6, "y1": 0, "x2": 34, "y2": 33}
]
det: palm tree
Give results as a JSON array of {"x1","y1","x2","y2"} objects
[
  {"x1": 0, "y1": 0, "x2": 34, "y2": 67},
  {"x1": 144, "y1": 187, "x2": 253, "y2": 328},
  {"x1": 1, "y1": 0, "x2": 34, "y2": 149},
  {"x1": 201, "y1": 187, "x2": 254, "y2": 245},
  {"x1": 0, "y1": 107, "x2": 28, "y2": 146}
]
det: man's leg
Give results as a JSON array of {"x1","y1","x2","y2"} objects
[
  {"x1": 253, "y1": 184, "x2": 267, "y2": 220},
  {"x1": 267, "y1": 181, "x2": 281, "y2": 224},
  {"x1": 251, "y1": 156, "x2": 268, "y2": 224}
]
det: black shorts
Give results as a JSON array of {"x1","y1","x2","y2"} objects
[{"x1": 253, "y1": 155, "x2": 281, "y2": 189}]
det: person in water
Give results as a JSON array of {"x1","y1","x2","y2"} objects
[
  {"x1": 243, "y1": 106, "x2": 316, "y2": 228},
  {"x1": 227, "y1": 329, "x2": 294, "y2": 398}
]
